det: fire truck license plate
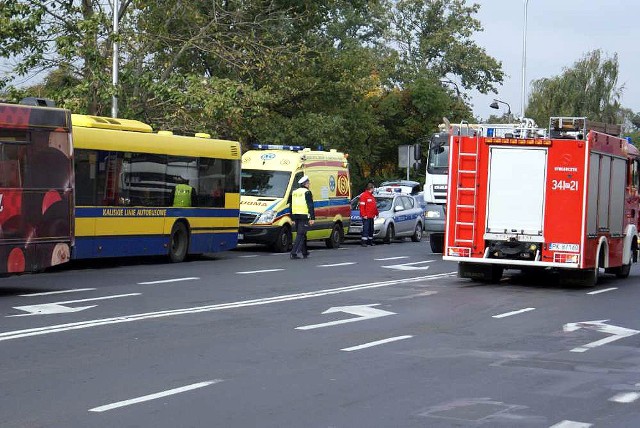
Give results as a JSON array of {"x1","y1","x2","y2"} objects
[{"x1": 549, "y1": 243, "x2": 579, "y2": 252}]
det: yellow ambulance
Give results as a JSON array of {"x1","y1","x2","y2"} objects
[{"x1": 239, "y1": 145, "x2": 351, "y2": 252}]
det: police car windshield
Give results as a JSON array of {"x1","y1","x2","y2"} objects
[
  {"x1": 241, "y1": 169, "x2": 291, "y2": 198},
  {"x1": 376, "y1": 197, "x2": 393, "y2": 212}
]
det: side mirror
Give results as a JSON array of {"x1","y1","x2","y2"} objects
[{"x1": 413, "y1": 143, "x2": 421, "y2": 160}]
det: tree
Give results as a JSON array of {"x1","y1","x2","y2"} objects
[{"x1": 526, "y1": 50, "x2": 623, "y2": 125}]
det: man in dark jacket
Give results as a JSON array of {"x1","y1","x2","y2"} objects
[
  {"x1": 359, "y1": 181, "x2": 378, "y2": 246},
  {"x1": 290, "y1": 175, "x2": 315, "y2": 259}
]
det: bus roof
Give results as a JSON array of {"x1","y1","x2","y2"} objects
[
  {"x1": 0, "y1": 103, "x2": 70, "y2": 129},
  {"x1": 71, "y1": 114, "x2": 240, "y2": 159}
]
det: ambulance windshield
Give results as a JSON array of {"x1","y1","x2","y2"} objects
[{"x1": 241, "y1": 169, "x2": 291, "y2": 198}]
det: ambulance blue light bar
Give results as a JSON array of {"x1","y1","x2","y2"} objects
[{"x1": 252, "y1": 144, "x2": 304, "y2": 151}]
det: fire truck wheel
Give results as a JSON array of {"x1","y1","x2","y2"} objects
[
  {"x1": 383, "y1": 224, "x2": 395, "y2": 244},
  {"x1": 583, "y1": 252, "x2": 602, "y2": 287},
  {"x1": 169, "y1": 222, "x2": 189, "y2": 263},
  {"x1": 614, "y1": 253, "x2": 632, "y2": 279},
  {"x1": 429, "y1": 235, "x2": 443, "y2": 253}
]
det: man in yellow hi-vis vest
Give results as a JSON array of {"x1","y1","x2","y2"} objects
[{"x1": 290, "y1": 175, "x2": 315, "y2": 259}]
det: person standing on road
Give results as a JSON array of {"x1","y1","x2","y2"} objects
[
  {"x1": 290, "y1": 175, "x2": 315, "y2": 259},
  {"x1": 359, "y1": 181, "x2": 378, "y2": 247}
]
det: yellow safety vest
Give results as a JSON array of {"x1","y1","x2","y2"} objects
[
  {"x1": 173, "y1": 183, "x2": 192, "y2": 207},
  {"x1": 291, "y1": 188, "x2": 309, "y2": 216}
]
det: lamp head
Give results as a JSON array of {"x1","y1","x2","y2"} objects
[{"x1": 490, "y1": 100, "x2": 499, "y2": 110}]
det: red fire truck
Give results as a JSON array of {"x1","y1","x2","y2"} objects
[{"x1": 443, "y1": 117, "x2": 639, "y2": 286}]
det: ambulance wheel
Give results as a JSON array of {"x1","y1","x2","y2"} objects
[
  {"x1": 429, "y1": 235, "x2": 443, "y2": 253},
  {"x1": 169, "y1": 222, "x2": 189, "y2": 263},
  {"x1": 383, "y1": 224, "x2": 395, "y2": 244},
  {"x1": 325, "y1": 223, "x2": 343, "y2": 249},
  {"x1": 272, "y1": 225, "x2": 292, "y2": 253},
  {"x1": 411, "y1": 223, "x2": 423, "y2": 242}
]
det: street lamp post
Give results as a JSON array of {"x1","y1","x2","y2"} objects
[
  {"x1": 521, "y1": 0, "x2": 530, "y2": 117},
  {"x1": 490, "y1": 99, "x2": 512, "y2": 121},
  {"x1": 112, "y1": 0, "x2": 119, "y2": 118}
]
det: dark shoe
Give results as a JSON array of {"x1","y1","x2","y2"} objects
[
  {"x1": 290, "y1": 254, "x2": 300, "y2": 259},
  {"x1": 302, "y1": 253, "x2": 309, "y2": 259},
  {"x1": 368, "y1": 241, "x2": 375, "y2": 246}
]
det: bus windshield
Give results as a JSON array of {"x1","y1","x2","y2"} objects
[
  {"x1": 427, "y1": 135, "x2": 449, "y2": 175},
  {"x1": 241, "y1": 170, "x2": 291, "y2": 198}
]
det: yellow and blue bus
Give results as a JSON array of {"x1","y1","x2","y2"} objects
[{"x1": 71, "y1": 114, "x2": 241, "y2": 262}]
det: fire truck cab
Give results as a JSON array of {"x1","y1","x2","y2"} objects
[{"x1": 444, "y1": 117, "x2": 639, "y2": 286}]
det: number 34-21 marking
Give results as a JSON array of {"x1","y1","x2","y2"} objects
[{"x1": 551, "y1": 180, "x2": 579, "y2": 191}]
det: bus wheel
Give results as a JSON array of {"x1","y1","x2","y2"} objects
[
  {"x1": 272, "y1": 225, "x2": 292, "y2": 253},
  {"x1": 383, "y1": 224, "x2": 395, "y2": 244},
  {"x1": 325, "y1": 223, "x2": 343, "y2": 249},
  {"x1": 169, "y1": 222, "x2": 189, "y2": 263}
]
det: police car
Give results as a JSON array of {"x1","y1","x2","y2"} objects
[{"x1": 347, "y1": 189, "x2": 424, "y2": 243}]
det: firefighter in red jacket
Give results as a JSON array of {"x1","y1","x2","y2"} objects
[{"x1": 359, "y1": 181, "x2": 378, "y2": 246}]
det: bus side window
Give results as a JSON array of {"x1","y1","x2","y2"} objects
[{"x1": 0, "y1": 144, "x2": 22, "y2": 187}]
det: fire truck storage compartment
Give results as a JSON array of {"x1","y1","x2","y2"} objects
[
  {"x1": 587, "y1": 153, "x2": 625, "y2": 236},
  {"x1": 486, "y1": 147, "x2": 547, "y2": 237}
]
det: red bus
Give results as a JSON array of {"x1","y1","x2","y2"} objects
[{"x1": 0, "y1": 102, "x2": 73, "y2": 274}]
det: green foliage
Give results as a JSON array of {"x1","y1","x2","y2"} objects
[
  {"x1": 1, "y1": 0, "x2": 499, "y2": 186},
  {"x1": 526, "y1": 50, "x2": 623, "y2": 125}
]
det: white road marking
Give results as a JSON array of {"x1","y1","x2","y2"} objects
[
  {"x1": 389, "y1": 290, "x2": 438, "y2": 300},
  {"x1": 318, "y1": 262, "x2": 356, "y2": 267},
  {"x1": 239, "y1": 255, "x2": 259, "y2": 258},
  {"x1": 8, "y1": 294, "x2": 142, "y2": 317},
  {"x1": 492, "y1": 308, "x2": 535, "y2": 319},
  {"x1": 296, "y1": 304, "x2": 395, "y2": 330},
  {"x1": 549, "y1": 421, "x2": 592, "y2": 428},
  {"x1": 382, "y1": 260, "x2": 434, "y2": 271},
  {"x1": 19, "y1": 288, "x2": 96, "y2": 297},
  {"x1": 609, "y1": 392, "x2": 640, "y2": 403},
  {"x1": 138, "y1": 277, "x2": 199, "y2": 285},
  {"x1": 236, "y1": 269, "x2": 284, "y2": 274},
  {"x1": 341, "y1": 335, "x2": 413, "y2": 352},
  {"x1": 88, "y1": 380, "x2": 223, "y2": 412},
  {"x1": 374, "y1": 256, "x2": 409, "y2": 261},
  {"x1": 587, "y1": 287, "x2": 617, "y2": 295},
  {"x1": 563, "y1": 320, "x2": 640, "y2": 353},
  {"x1": 0, "y1": 272, "x2": 456, "y2": 342}
]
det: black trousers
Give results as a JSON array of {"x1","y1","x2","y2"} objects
[
  {"x1": 362, "y1": 218, "x2": 374, "y2": 242},
  {"x1": 291, "y1": 218, "x2": 309, "y2": 256}
]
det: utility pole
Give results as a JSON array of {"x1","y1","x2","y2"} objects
[{"x1": 111, "y1": 0, "x2": 119, "y2": 118}]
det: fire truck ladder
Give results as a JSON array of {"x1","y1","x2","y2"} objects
[{"x1": 454, "y1": 132, "x2": 480, "y2": 246}]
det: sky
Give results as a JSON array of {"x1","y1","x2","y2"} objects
[{"x1": 469, "y1": 0, "x2": 639, "y2": 121}]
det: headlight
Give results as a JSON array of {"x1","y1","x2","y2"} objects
[
  {"x1": 255, "y1": 210, "x2": 276, "y2": 224},
  {"x1": 374, "y1": 217, "x2": 386, "y2": 226},
  {"x1": 426, "y1": 210, "x2": 441, "y2": 218}
]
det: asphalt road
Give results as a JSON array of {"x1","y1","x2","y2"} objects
[{"x1": 1, "y1": 237, "x2": 640, "y2": 428}]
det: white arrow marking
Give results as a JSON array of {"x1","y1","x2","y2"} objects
[
  {"x1": 295, "y1": 304, "x2": 395, "y2": 330},
  {"x1": 8, "y1": 293, "x2": 141, "y2": 317},
  {"x1": 381, "y1": 260, "x2": 434, "y2": 271},
  {"x1": 563, "y1": 320, "x2": 640, "y2": 352},
  {"x1": 375, "y1": 256, "x2": 409, "y2": 261},
  {"x1": 89, "y1": 380, "x2": 223, "y2": 412},
  {"x1": 609, "y1": 392, "x2": 640, "y2": 403},
  {"x1": 549, "y1": 421, "x2": 592, "y2": 428}
]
